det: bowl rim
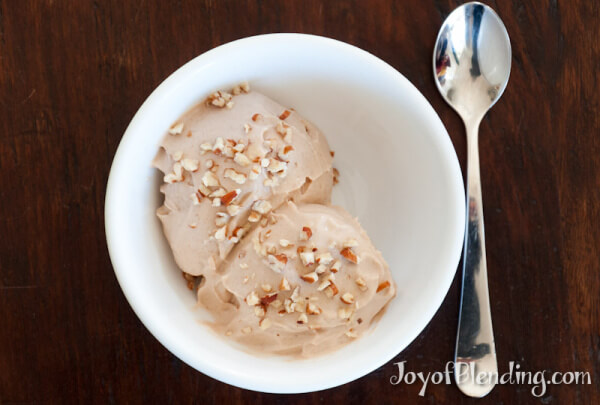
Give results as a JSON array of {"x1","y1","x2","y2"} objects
[{"x1": 105, "y1": 33, "x2": 465, "y2": 393}]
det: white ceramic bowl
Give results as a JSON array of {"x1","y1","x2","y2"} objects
[{"x1": 105, "y1": 34, "x2": 465, "y2": 393}]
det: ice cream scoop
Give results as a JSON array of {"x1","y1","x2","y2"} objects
[
  {"x1": 203, "y1": 201, "x2": 396, "y2": 357},
  {"x1": 153, "y1": 87, "x2": 334, "y2": 278}
]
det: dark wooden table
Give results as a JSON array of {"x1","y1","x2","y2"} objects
[{"x1": 1, "y1": 1, "x2": 598, "y2": 403}]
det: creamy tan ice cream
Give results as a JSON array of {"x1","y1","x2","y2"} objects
[
  {"x1": 153, "y1": 87, "x2": 334, "y2": 277},
  {"x1": 154, "y1": 85, "x2": 395, "y2": 357},
  {"x1": 208, "y1": 201, "x2": 396, "y2": 356}
]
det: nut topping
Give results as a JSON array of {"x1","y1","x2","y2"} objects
[
  {"x1": 300, "y1": 272, "x2": 318, "y2": 283},
  {"x1": 221, "y1": 189, "x2": 241, "y2": 205},
  {"x1": 340, "y1": 247, "x2": 359, "y2": 264},
  {"x1": 355, "y1": 277, "x2": 368, "y2": 291},
  {"x1": 254, "y1": 305, "x2": 265, "y2": 317},
  {"x1": 330, "y1": 260, "x2": 342, "y2": 273},
  {"x1": 278, "y1": 145, "x2": 294, "y2": 161},
  {"x1": 296, "y1": 313, "x2": 308, "y2": 324},
  {"x1": 168, "y1": 122, "x2": 184, "y2": 135},
  {"x1": 207, "y1": 91, "x2": 233, "y2": 108},
  {"x1": 163, "y1": 173, "x2": 178, "y2": 183},
  {"x1": 190, "y1": 192, "x2": 202, "y2": 205},
  {"x1": 164, "y1": 162, "x2": 184, "y2": 183},
  {"x1": 315, "y1": 264, "x2": 328, "y2": 274},
  {"x1": 279, "y1": 277, "x2": 291, "y2": 291},
  {"x1": 233, "y1": 142, "x2": 246, "y2": 153},
  {"x1": 214, "y1": 226, "x2": 227, "y2": 241},
  {"x1": 376, "y1": 280, "x2": 391, "y2": 293},
  {"x1": 248, "y1": 211, "x2": 261, "y2": 222},
  {"x1": 213, "y1": 137, "x2": 225, "y2": 153},
  {"x1": 252, "y1": 200, "x2": 272, "y2": 214},
  {"x1": 306, "y1": 302, "x2": 322, "y2": 315},
  {"x1": 181, "y1": 158, "x2": 199, "y2": 172},
  {"x1": 245, "y1": 291, "x2": 259, "y2": 306},
  {"x1": 279, "y1": 110, "x2": 291, "y2": 120},
  {"x1": 266, "y1": 158, "x2": 287, "y2": 174},
  {"x1": 324, "y1": 282, "x2": 339, "y2": 298},
  {"x1": 293, "y1": 302, "x2": 305, "y2": 313},
  {"x1": 276, "y1": 121, "x2": 293, "y2": 143},
  {"x1": 224, "y1": 168, "x2": 247, "y2": 184},
  {"x1": 315, "y1": 252, "x2": 333, "y2": 264},
  {"x1": 234, "y1": 152, "x2": 251, "y2": 167},
  {"x1": 226, "y1": 204, "x2": 241, "y2": 216},
  {"x1": 197, "y1": 183, "x2": 210, "y2": 197},
  {"x1": 249, "y1": 164, "x2": 261, "y2": 180},
  {"x1": 290, "y1": 286, "x2": 300, "y2": 302},
  {"x1": 267, "y1": 254, "x2": 286, "y2": 273},
  {"x1": 260, "y1": 293, "x2": 278, "y2": 307},
  {"x1": 284, "y1": 298, "x2": 294, "y2": 313},
  {"x1": 299, "y1": 251, "x2": 315, "y2": 266},
  {"x1": 232, "y1": 81, "x2": 250, "y2": 95},
  {"x1": 317, "y1": 279, "x2": 330, "y2": 291},
  {"x1": 202, "y1": 171, "x2": 220, "y2": 187},
  {"x1": 196, "y1": 185, "x2": 208, "y2": 198},
  {"x1": 231, "y1": 226, "x2": 245, "y2": 239},
  {"x1": 275, "y1": 120, "x2": 288, "y2": 134},
  {"x1": 299, "y1": 226, "x2": 312, "y2": 241},
  {"x1": 209, "y1": 188, "x2": 226, "y2": 198},
  {"x1": 340, "y1": 292, "x2": 355, "y2": 304},
  {"x1": 274, "y1": 253, "x2": 288, "y2": 264},
  {"x1": 215, "y1": 212, "x2": 229, "y2": 227}
]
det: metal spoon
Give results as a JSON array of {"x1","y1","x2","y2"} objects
[{"x1": 433, "y1": 2, "x2": 511, "y2": 398}]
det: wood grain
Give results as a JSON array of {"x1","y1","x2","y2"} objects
[{"x1": 1, "y1": 0, "x2": 598, "y2": 403}]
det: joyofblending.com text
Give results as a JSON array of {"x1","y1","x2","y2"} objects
[{"x1": 390, "y1": 361, "x2": 591, "y2": 397}]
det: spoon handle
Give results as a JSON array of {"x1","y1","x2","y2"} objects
[{"x1": 454, "y1": 118, "x2": 497, "y2": 397}]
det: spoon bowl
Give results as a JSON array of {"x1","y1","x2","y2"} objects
[{"x1": 434, "y1": 2, "x2": 512, "y2": 120}]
